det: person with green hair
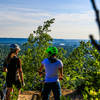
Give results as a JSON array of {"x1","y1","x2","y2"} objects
[{"x1": 39, "y1": 46, "x2": 63, "y2": 100}]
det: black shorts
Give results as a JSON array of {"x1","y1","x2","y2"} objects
[{"x1": 6, "y1": 80, "x2": 21, "y2": 89}]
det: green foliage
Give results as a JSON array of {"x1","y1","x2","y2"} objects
[
  {"x1": 60, "y1": 95, "x2": 67, "y2": 100},
  {"x1": 0, "y1": 71, "x2": 6, "y2": 91},
  {"x1": 63, "y1": 41, "x2": 100, "y2": 99},
  {"x1": 0, "y1": 45, "x2": 9, "y2": 65},
  {"x1": 21, "y1": 18, "x2": 55, "y2": 90},
  {"x1": 10, "y1": 85, "x2": 19, "y2": 100}
]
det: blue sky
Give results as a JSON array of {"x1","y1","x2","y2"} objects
[{"x1": 0, "y1": 0, "x2": 99, "y2": 39}]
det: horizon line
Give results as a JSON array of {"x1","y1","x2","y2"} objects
[{"x1": 0, "y1": 37, "x2": 90, "y2": 40}]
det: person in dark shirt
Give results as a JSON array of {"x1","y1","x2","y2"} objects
[{"x1": 3, "y1": 44, "x2": 24, "y2": 100}]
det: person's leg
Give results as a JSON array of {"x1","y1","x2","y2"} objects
[
  {"x1": 41, "y1": 83, "x2": 51, "y2": 100},
  {"x1": 15, "y1": 80, "x2": 21, "y2": 94},
  {"x1": 6, "y1": 87, "x2": 13, "y2": 100},
  {"x1": 6, "y1": 80, "x2": 13, "y2": 100},
  {"x1": 14, "y1": 80, "x2": 21, "y2": 100},
  {"x1": 0, "y1": 90, "x2": 4, "y2": 100},
  {"x1": 17, "y1": 88, "x2": 21, "y2": 100},
  {"x1": 52, "y1": 82, "x2": 61, "y2": 100}
]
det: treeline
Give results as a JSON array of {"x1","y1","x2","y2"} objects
[{"x1": 0, "y1": 19, "x2": 100, "y2": 99}]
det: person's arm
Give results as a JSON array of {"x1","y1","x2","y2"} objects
[
  {"x1": 3, "y1": 67, "x2": 7, "y2": 72},
  {"x1": 17, "y1": 59, "x2": 24, "y2": 85},
  {"x1": 59, "y1": 67, "x2": 63, "y2": 80},
  {"x1": 18, "y1": 67, "x2": 25, "y2": 86},
  {"x1": 38, "y1": 64, "x2": 44, "y2": 76},
  {"x1": 19, "y1": 67, "x2": 24, "y2": 82}
]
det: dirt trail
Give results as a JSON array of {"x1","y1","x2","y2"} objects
[{"x1": 18, "y1": 89, "x2": 83, "y2": 100}]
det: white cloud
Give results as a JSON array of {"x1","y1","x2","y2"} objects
[
  {"x1": 0, "y1": 6, "x2": 99, "y2": 39},
  {"x1": 50, "y1": 11, "x2": 99, "y2": 39}
]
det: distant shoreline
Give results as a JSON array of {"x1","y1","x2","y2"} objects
[
  {"x1": 0, "y1": 38, "x2": 89, "y2": 47},
  {"x1": 0, "y1": 37, "x2": 89, "y2": 40}
]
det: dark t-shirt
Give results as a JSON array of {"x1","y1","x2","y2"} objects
[{"x1": 3, "y1": 56, "x2": 21, "y2": 81}]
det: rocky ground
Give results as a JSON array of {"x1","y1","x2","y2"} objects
[
  {"x1": 18, "y1": 89, "x2": 83, "y2": 100},
  {"x1": 0, "y1": 88, "x2": 83, "y2": 100}
]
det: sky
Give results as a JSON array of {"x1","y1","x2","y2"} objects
[{"x1": 0, "y1": 0, "x2": 100, "y2": 39}]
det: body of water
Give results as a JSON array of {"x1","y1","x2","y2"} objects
[{"x1": 0, "y1": 38, "x2": 88, "y2": 47}]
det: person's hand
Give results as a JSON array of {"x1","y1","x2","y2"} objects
[
  {"x1": 22, "y1": 81, "x2": 25, "y2": 87},
  {"x1": 59, "y1": 75, "x2": 63, "y2": 80},
  {"x1": 38, "y1": 71, "x2": 43, "y2": 77}
]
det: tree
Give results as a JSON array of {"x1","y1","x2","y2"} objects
[
  {"x1": 64, "y1": 41, "x2": 100, "y2": 99},
  {"x1": 21, "y1": 18, "x2": 55, "y2": 90}
]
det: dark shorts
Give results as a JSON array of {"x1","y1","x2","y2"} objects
[
  {"x1": 6, "y1": 80, "x2": 21, "y2": 89},
  {"x1": 41, "y1": 81, "x2": 61, "y2": 100}
]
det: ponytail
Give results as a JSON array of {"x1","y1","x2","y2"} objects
[
  {"x1": 6, "y1": 52, "x2": 12, "y2": 64},
  {"x1": 6, "y1": 50, "x2": 16, "y2": 64}
]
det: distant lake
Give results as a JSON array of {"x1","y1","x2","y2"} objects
[
  {"x1": 0, "y1": 38, "x2": 27, "y2": 44},
  {"x1": 0, "y1": 38, "x2": 88, "y2": 47}
]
